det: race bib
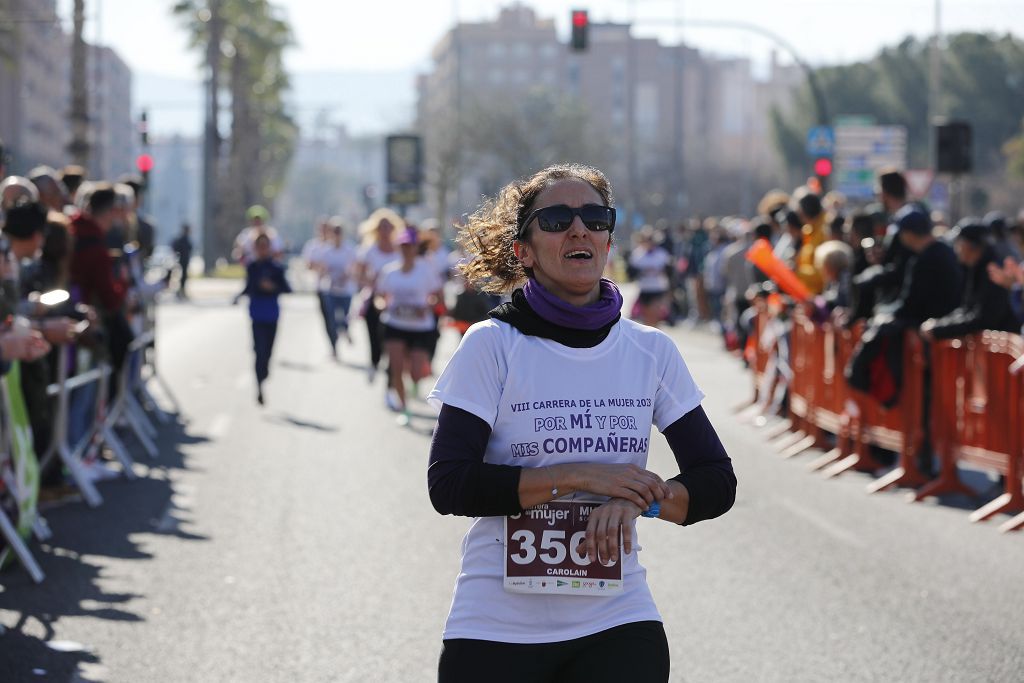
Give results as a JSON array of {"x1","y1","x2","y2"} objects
[
  {"x1": 504, "y1": 499, "x2": 623, "y2": 597},
  {"x1": 391, "y1": 304, "x2": 425, "y2": 321}
]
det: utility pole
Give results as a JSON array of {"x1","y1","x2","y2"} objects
[
  {"x1": 67, "y1": 0, "x2": 90, "y2": 167},
  {"x1": 927, "y1": 0, "x2": 943, "y2": 173},
  {"x1": 201, "y1": 0, "x2": 223, "y2": 273}
]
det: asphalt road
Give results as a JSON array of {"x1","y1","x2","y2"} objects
[{"x1": 1, "y1": 278, "x2": 1022, "y2": 682}]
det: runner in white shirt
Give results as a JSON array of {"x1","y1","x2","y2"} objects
[
  {"x1": 418, "y1": 222, "x2": 452, "y2": 372},
  {"x1": 316, "y1": 219, "x2": 358, "y2": 358},
  {"x1": 354, "y1": 208, "x2": 403, "y2": 382},
  {"x1": 377, "y1": 227, "x2": 443, "y2": 424},
  {"x1": 426, "y1": 164, "x2": 736, "y2": 682},
  {"x1": 302, "y1": 220, "x2": 331, "y2": 353},
  {"x1": 233, "y1": 205, "x2": 284, "y2": 265},
  {"x1": 629, "y1": 230, "x2": 672, "y2": 326}
]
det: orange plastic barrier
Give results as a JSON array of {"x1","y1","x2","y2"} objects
[
  {"x1": 747, "y1": 303, "x2": 1024, "y2": 530},
  {"x1": 738, "y1": 306, "x2": 777, "y2": 411},
  {"x1": 914, "y1": 332, "x2": 1024, "y2": 524},
  {"x1": 778, "y1": 310, "x2": 821, "y2": 456}
]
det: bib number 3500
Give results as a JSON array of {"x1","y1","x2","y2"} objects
[{"x1": 503, "y1": 500, "x2": 623, "y2": 597}]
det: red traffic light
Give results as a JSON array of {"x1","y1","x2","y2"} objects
[
  {"x1": 136, "y1": 153, "x2": 154, "y2": 173},
  {"x1": 813, "y1": 157, "x2": 833, "y2": 177},
  {"x1": 572, "y1": 10, "x2": 588, "y2": 27}
]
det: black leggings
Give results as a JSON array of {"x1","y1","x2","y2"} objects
[
  {"x1": 438, "y1": 621, "x2": 669, "y2": 683},
  {"x1": 365, "y1": 299, "x2": 384, "y2": 369}
]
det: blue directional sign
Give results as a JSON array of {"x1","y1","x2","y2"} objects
[{"x1": 806, "y1": 126, "x2": 835, "y2": 157}]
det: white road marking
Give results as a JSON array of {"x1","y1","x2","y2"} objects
[
  {"x1": 776, "y1": 496, "x2": 866, "y2": 548},
  {"x1": 235, "y1": 372, "x2": 250, "y2": 390}
]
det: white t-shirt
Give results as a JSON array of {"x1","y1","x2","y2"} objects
[
  {"x1": 630, "y1": 247, "x2": 671, "y2": 293},
  {"x1": 427, "y1": 318, "x2": 704, "y2": 643},
  {"x1": 357, "y1": 243, "x2": 401, "y2": 292},
  {"x1": 319, "y1": 243, "x2": 357, "y2": 296},
  {"x1": 425, "y1": 245, "x2": 451, "y2": 280},
  {"x1": 235, "y1": 226, "x2": 284, "y2": 264},
  {"x1": 302, "y1": 238, "x2": 327, "y2": 264},
  {"x1": 377, "y1": 259, "x2": 442, "y2": 332}
]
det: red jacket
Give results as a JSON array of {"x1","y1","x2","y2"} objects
[{"x1": 69, "y1": 213, "x2": 127, "y2": 313}]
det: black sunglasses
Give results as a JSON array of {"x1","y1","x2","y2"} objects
[{"x1": 517, "y1": 204, "x2": 616, "y2": 239}]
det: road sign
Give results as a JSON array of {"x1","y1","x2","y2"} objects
[
  {"x1": 905, "y1": 169, "x2": 934, "y2": 199},
  {"x1": 833, "y1": 124, "x2": 907, "y2": 200},
  {"x1": 806, "y1": 126, "x2": 835, "y2": 157},
  {"x1": 385, "y1": 135, "x2": 422, "y2": 207}
]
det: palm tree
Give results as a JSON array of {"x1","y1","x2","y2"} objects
[{"x1": 172, "y1": 0, "x2": 295, "y2": 265}]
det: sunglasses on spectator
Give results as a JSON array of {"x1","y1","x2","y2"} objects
[{"x1": 517, "y1": 204, "x2": 616, "y2": 239}]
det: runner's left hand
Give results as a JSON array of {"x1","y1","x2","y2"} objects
[{"x1": 578, "y1": 498, "x2": 643, "y2": 566}]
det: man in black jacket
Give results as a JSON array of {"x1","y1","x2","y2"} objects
[
  {"x1": 881, "y1": 207, "x2": 962, "y2": 327},
  {"x1": 921, "y1": 221, "x2": 1020, "y2": 341},
  {"x1": 847, "y1": 207, "x2": 961, "y2": 407}
]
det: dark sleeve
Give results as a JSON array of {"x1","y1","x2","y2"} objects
[
  {"x1": 929, "y1": 307, "x2": 977, "y2": 340},
  {"x1": 427, "y1": 404, "x2": 524, "y2": 517},
  {"x1": 663, "y1": 405, "x2": 737, "y2": 525}
]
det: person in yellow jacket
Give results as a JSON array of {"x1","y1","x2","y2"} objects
[{"x1": 794, "y1": 191, "x2": 827, "y2": 295}]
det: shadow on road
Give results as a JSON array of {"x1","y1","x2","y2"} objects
[
  {"x1": 0, "y1": 415, "x2": 209, "y2": 681},
  {"x1": 265, "y1": 413, "x2": 339, "y2": 433}
]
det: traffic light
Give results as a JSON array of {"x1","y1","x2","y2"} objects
[
  {"x1": 813, "y1": 157, "x2": 833, "y2": 178},
  {"x1": 935, "y1": 120, "x2": 971, "y2": 174},
  {"x1": 136, "y1": 153, "x2": 154, "y2": 188},
  {"x1": 139, "y1": 110, "x2": 149, "y2": 147},
  {"x1": 570, "y1": 9, "x2": 588, "y2": 51},
  {"x1": 815, "y1": 153, "x2": 831, "y2": 188}
]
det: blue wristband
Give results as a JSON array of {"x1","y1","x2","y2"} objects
[{"x1": 641, "y1": 502, "x2": 661, "y2": 518}]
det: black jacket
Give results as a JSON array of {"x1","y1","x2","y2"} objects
[
  {"x1": 930, "y1": 247, "x2": 1021, "y2": 339},
  {"x1": 882, "y1": 240, "x2": 961, "y2": 326}
]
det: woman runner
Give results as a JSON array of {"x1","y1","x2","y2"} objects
[
  {"x1": 427, "y1": 164, "x2": 736, "y2": 682},
  {"x1": 377, "y1": 227, "x2": 443, "y2": 424},
  {"x1": 238, "y1": 233, "x2": 291, "y2": 404},
  {"x1": 354, "y1": 209, "x2": 402, "y2": 383}
]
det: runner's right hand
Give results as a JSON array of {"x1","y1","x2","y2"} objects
[{"x1": 570, "y1": 463, "x2": 672, "y2": 510}]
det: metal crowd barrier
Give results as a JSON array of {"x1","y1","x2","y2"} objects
[{"x1": 0, "y1": 323, "x2": 178, "y2": 583}]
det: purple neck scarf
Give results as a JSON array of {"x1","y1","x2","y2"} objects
[{"x1": 522, "y1": 278, "x2": 623, "y2": 330}]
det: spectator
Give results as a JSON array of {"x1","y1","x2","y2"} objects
[
  {"x1": 28, "y1": 166, "x2": 69, "y2": 212},
  {"x1": 59, "y1": 165, "x2": 86, "y2": 202},
  {"x1": 172, "y1": 224, "x2": 194, "y2": 300},
  {"x1": 773, "y1": 209, "x2": 802, "y2": 271},
  {"x1": 702, "y1": 225, "x2": 730, "y2": 329},
  {"x1": 847, "y1": 207, "x2": 960, "y2": 408},
  {"x1": 794, "y1": 190, "x2": 827, "y2": 295},
  {"x1": 984, "y1": 211, "x2": 1022, "y2": 263},
  {"x1": 120, "y1": 175, "x2": 157, "y2": 262},
  {"x1": 921, "y1": 221, "x2": 1021, "y2": 340},
  {"x1": 1, "y1": 176, "x2": 39, "y2": 220},
  {"x1": 70, "y1": 183, "x2": 132, "y2": 373},
  {"x1": 721, "y1": 220, "x2": 755, "y2": 346},
  {"x1": 850, "y1": 170, "x2": 914, "y2": 322},
  {"x1": 813, "y1": 240, "x2": 854, "y2": 315}
]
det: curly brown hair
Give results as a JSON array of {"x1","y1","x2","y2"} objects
[{"x1": 457, "y1": 163, "x2": 614, "y2": 294}]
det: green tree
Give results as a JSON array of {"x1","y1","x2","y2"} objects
[
  {"x1": 772, "y1": 33, "x2": 1024, "y2": 178},
  {"x1": 1004, "y1": 119, "x2": 1024, "y2": 180},
  {"x1": 172, "y1": 0, "x2": 296, "y2": 261}
]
